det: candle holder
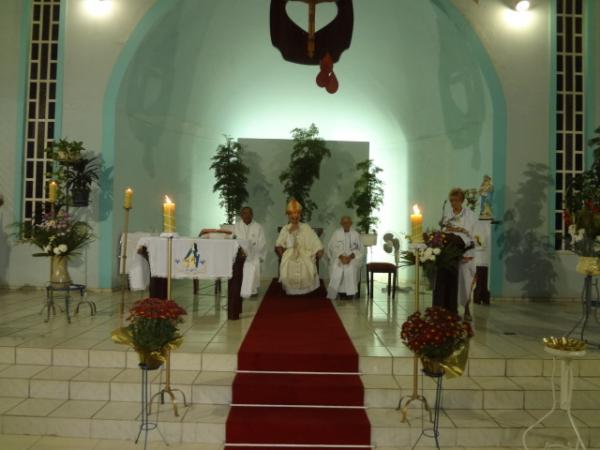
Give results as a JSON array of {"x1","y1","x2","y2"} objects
[
  {"x1": 149, "y1": 350, "x2": 188, "y2": 417},
  {"x1": 397, "y1": 244, "x2": 431, "y2": 422},
  {"x1": 149, "y1": 233, "x2": 188, "y2": 416},
  {"x1": 120, "y1": 205, "x2": 132, "y2": 315}
]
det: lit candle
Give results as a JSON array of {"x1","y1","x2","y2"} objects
[
  {"x1": 48, "y1": 181, "x2": 58, "y2": 204},
  {"x1": 163, "y1": 195, "x2": 176, "y2": 233},
  {"x1": 124, "y1": 188, "x2": 133, "y2": 209},
  {"x1": 410, "y1": 204, "x2": 424, "y2": 243}
]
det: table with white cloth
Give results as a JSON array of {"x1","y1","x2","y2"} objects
[{"x1": 137, "y1": 236, "x2": 247, "y2": 320}]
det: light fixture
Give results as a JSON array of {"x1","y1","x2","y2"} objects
[
  {"x1": 83, "y1": 0, "x2": 113, "y2": 18},
  {"x1": 515, "y1": 0, "x2": 531, "y2": 12}
]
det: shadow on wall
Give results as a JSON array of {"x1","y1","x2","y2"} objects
[
  {"x1": 434, "y1": 0, "x2": 485, "y2": 170},
  {"x1": 497, "y1": 163, "x2": 557, "y2": 299},
  {"x1": 0, "y1": 215, "x2": 10, "y2": 286},
  {"x1": 244, "y1": 150, "x2": 274, "y2": 225},
  {"x1": 311, "y1": 148, "x2": 357, "y2": 227}
]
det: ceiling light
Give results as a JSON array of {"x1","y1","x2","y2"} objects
[{"x1": 515, "y1": 1, "x2": 531, "y2": 12}]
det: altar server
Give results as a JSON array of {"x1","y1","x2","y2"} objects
[
  {"x1": 437, "y1": 188, "x2": 477, "y2": 315},
  {"x1": 233, "y1": 206, "x2": 266, "y2": 298},
  {"x1": 326, "y1": 216, "x2": 364, "y2": 300},
  {"x1": 276, "y1": 199, "x2": 324, "y2": 295}
]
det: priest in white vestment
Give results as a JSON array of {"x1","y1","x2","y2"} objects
[
  {"x1": 440, "y1": 188, "x2": 477, "y2": 316},
  {"x1": 275, "y1": 199, "x2": 324, "y2": 295},
  {"x1": 233, "y1": 206, "x2": 266, "y2": 298},
  {"x1": 326, "y1": 216, "x2": 364, "y2": 300}
]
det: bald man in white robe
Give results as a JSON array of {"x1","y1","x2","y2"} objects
[
  {"x1": 326, "y1": 216, "x2": 364, "y2": 300},
  {"x1": 233, "y1": 206, "x2": 266, "y2": 298}
]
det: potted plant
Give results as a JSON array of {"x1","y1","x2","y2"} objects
[
  {"x1": 16, "y1": 209, "x2": 95, "y2": 287},
  {"x1": 210, "y1": 136, "x2": 250, "y2": 228},
  {"x1": 564, "y1": 126, "x2": 600, "y2": 275},
  {"x1": 401, "y1": 306, "x2": 473, "y2": 377},
  {"x1": 46, "y1": 139, "x2": 101, "y2": 208},
  {"x1": 345, "y1": 159, "x2": 384, "y2": 246},
  {"x1": 279, "y1": 124, "x2": 331, "y2": 223},
  {"x1": 112, "y1": 298, "x2": 187, "y2": 369}
]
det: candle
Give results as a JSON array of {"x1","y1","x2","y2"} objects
[
  {"x1": 163, "y1": 195, "x2": 176, "y2": 233},
  {"x1": 410, "y1": 204, "x2": 424, "y2": 243},
  {"x1": 124, "y1": 188, "x2": 133, "y2": 209},
  {"x1": 48, "y1": 181, "x2": 58, "y2": 204}
]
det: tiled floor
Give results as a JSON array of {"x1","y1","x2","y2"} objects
[
  {"x1": 0, "y1": 279, "x2": 598, "y2": 364},
  {"x1": 0, "y1": 278, "x2": 599, "y2": 448}
]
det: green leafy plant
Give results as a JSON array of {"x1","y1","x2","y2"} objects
[
  {"x1": 45, "y1": 139, "x2": 101, "y2": 208},
  {"x1": 345, "y1": 159, "x2": 384, "y2": 233},
  {"x1": 564, "y1": 126, "x2": 600, "y2": 256},
  {"x1": 279, "y1": 124, "x2": 331, "y2": 222},
  {"x1": 210, "y1": 136, "x2": 250, "y2": 224}
]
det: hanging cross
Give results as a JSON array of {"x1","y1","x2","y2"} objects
[{"x1": 294, "y1": 0, "x2": 336, "y2": 58}]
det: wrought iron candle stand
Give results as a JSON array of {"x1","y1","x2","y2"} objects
[
  {"x1": 120, "y1": 204, "x2": 132, "y2": 315},
  {"x1": 149, "y1": 233, "x2": 188, "y2": 417},
  {"x1": 398, "y1": 244, "x2": 431, "y2": 422},
  {"x1": 135, "y1": 364, "x2": 167, "y2": 449},
  {"x1": 412, "y1": 369, "x2": 444, "y2": 450}
]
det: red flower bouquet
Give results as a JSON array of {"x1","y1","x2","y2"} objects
[
  {"x1": 401, "y1": 307, "x2": 473, "y2": 374},
  {"x1": 112, "y1": 298, "x2": 187, "y2": 369}
]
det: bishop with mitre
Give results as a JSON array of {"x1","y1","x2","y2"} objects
[{"x1": 276, "y1": 199, "x2": 324, "y2": 295}]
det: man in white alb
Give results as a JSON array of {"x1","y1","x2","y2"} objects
[
  {"x1": 233, "y1": 206, "x2": 266, "y2": 298},
  {"x1": 326, "y1": 216, "x2": 364, "y2": 300},
  {"x1": 275, "y1": 199, "x2": 324, "y2": 295}
]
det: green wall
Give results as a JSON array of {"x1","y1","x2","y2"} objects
[{"x1": 101, "y1": 0, "x2": 500, "y2": 287}]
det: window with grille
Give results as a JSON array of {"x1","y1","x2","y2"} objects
[
  {"x1": 554, "y1": 0, "x2": 586, "y2": 250},
  {"x1": 21, "y1": 0, "x2": 61, "y2": 226}
]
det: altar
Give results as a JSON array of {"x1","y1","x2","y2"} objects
[{"x1": 137, "y1": 236, "x2": 247, "y2": 320}]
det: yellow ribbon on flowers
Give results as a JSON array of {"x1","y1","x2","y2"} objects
[
  {"x1": 439, "y1": 340, "x2": 470, "y2": 379},
  {"x1": 111, "y1": 327, "x2": 184, "y2": 369}
]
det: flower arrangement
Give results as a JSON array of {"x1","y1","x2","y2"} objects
[
  {"x1": 17, "y1": 209, "x2": 94, "y2": 257},
  {"x1": 401, "y1": 306, "x2": 473, "y2": 376},
  {"x1": 127, "y1": 298, "x2": 187, "y2": 352},
  {"x1": 400, "y1": 231, "x2": 465, "y2": 272},
  {"x1": 113, "y1": 298, "x2": 187, "y2": 369},
  {"x1": 563, "y1": 126, "x2": 600, "y2": 259},
  {"x1": 464, "y1": 188, "x2": 479, "y2": 212}
]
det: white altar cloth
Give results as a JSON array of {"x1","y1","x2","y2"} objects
[{"x1": 137, "y1": 236, "x2": 240, "y2": 279}]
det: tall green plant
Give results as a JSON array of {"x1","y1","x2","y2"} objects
[
  {"x1": 210, "y1": 136, "x2": 249, "y2": 224},
  {"x1": 279, "y1": 124, "x2": 331, "y2": 222},
  {"x1": 345, "y1": 159, "x2": 384, "y2": 234}
]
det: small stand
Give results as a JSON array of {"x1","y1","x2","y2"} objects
[
  {"x1": 43, "y1": 284, "x2": 95, "y2": 323},
  {"x1": 398, "y1": 244, "x2": 431, "y2": 422},
  {"x1": 149, "y1": 350, "x2": 188, "y2": 417},
  {"x1": 120, "y1": 205, "x2": 132, "y2": 315},
  {"x1": 567, "y1": 275, "x2": 599, "y2": 347},
  {"x1": 412, "y1": 369, "x2": 444, "y2": 450},
  {"x1": 522, "y1": 346, "x2": 587, "y2": 450},
  {"x1": 135, "y1": 364, "x2": 166, "y2": 449},
  {"x1": 149, "y1": 233, "x2": 188, "y2": 416}
]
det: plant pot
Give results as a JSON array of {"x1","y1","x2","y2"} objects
[
  {"x1": 360, "y1": 232, "x2": 377, "y2": 247},
  {"x1": 135, "y1": 348, "x2": 166, "y2": 370},
  {"x1": 576, "y1": 256, "x2": 600, "y2": 276},
  {"x1": 71, "y1": 188, "x2": 90, "y2": 207},
  {"x1": 420, "y1": 356, "x2": 445, "y2": 377},
  {"x1": 50, "y1": 256, "x2": 71, "y2": 288}
]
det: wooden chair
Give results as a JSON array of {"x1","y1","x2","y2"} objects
[{"x1": 366, "y1": 262, "x2": 397, "y2": 300}]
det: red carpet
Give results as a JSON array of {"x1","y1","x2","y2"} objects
[{"x1": 225, "y1": 281, "x2": 371, "y2": 449}]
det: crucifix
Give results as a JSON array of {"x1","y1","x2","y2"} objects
[{"x1": 298, "y1": 0, "x2": 336, "y2": 58}]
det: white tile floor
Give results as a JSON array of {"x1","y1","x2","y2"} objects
[{"x1": 0, "y1": 278, "x2": 598, "y2": 448}]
